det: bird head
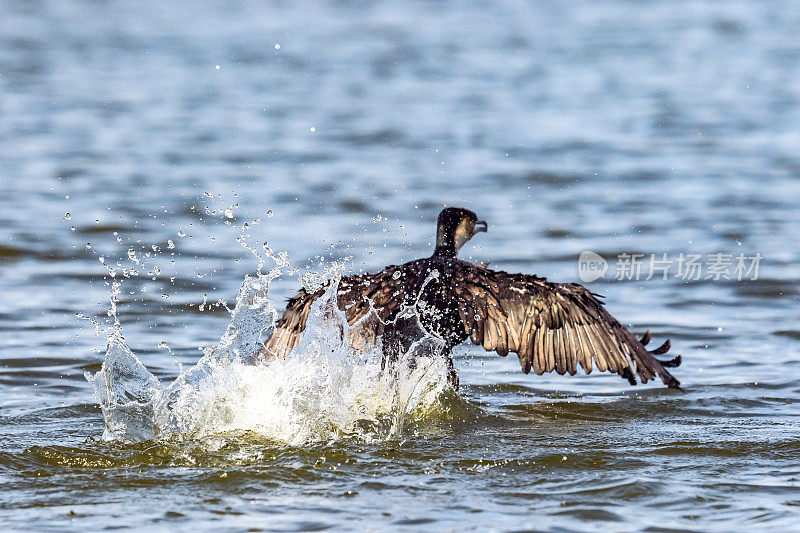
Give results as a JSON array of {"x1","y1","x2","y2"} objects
[{"x1": 435, "y1": 207, "x2": 487, "y2": 257}]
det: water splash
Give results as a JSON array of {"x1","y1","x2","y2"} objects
[{"x1": 86, "y1": 262, "x2": 450, "y2": 445}]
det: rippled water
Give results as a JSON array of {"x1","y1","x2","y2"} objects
[{"x1": 2, "y1": 0, "x2": 800, "y2": 530}]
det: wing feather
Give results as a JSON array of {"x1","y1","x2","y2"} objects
[
  {"x1": 454, "y1": 264, "x2": 681, "y2": 388},
  {"x1": 260, "y1": 264, "x2": 411, "y2": 359},
  {"x1": 534, "y1": 323, "x2": 546, "y2": 375}
]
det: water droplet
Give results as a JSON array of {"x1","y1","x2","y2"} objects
[
  {"x1": 266, "y1": 210, "x2": 273, "y2": 217},
  {"x1": 63, "y1": 212, "x2": 71, "y2": 220},
  {"x1": 392, "y1": 271, "x2": 401, "y2": 280},
  {"x1": 85, "y1": 243, "x2": 92, "y2": 250},
  {"x1": 224, "y1": 208, "x2": 234, "y2": 219},
  {"x1": 167, "y1": 239, "x2": 175, "y2": 249},
  {"x1": 178, "y1": 231, "x2": 186, "y2": 237}
]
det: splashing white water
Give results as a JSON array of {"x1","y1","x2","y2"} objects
[{"x1": 86, "y1": 264, "x2": 450, "y2": 445}]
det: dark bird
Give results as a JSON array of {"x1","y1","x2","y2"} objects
[{"x1": 261, "y1": 207, "x2": 682, "y2": 390}]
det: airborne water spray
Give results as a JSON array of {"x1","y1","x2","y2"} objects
[{"x1": 85, "y1": 205, "x2": 451, "y2": 445}]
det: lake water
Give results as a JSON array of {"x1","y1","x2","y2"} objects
[{"x1": 1, "y1": 0, "x2": 800, "y2": 530}]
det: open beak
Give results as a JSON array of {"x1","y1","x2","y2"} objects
[{"x1": 475, "y1": 220, "x2": 488, "y2": 233}]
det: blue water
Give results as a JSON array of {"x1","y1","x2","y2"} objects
[{"x1": 1, "y1": 1, "x2": 800, "y2": 530}]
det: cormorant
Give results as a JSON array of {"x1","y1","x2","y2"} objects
[{"x1": 261, "y1": 207, "x2": 681, "y2": 389}]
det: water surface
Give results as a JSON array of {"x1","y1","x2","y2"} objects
[{"x1": 1, "y1": 0, "x2": 800, "y2": 530}]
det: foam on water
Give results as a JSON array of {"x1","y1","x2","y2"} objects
[{"x1": 86, "y1": 264, "x2": 450, "y2": 445}]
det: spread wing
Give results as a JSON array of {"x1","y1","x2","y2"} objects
[
  {"x1": 261, "y1": 264, "x2": 412, "y2": 358},
  {"x1": 455, "y1": 266, "x2": 681, "y2": 388}
]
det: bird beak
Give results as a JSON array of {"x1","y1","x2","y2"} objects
[{"x1": 475, "y1": 220, "x2": 488, "y2": 233}]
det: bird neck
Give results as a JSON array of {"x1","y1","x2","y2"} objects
[
  {"x1": 433, "y1": 244, "x2": 458, "y2": 258},
  {"x1": 434, "y1": 221, "x2": 459, "y2": 258}
]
